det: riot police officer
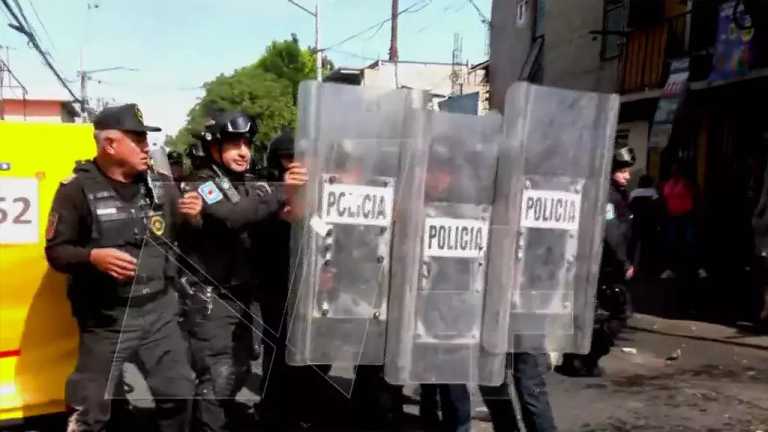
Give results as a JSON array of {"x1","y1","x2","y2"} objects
[
  {"x1": 167, "y1": 150, "x2": 185, "y2": 182},
  {"x1": 45, "y1": 103, "x2": 201, "y2": 431},
  {"x1": 251, "y1": 130, "x2": 335, "y2": 429},
  {"x1": 179, "y1": 112, "x2": 307, "y2": 431},
  {"x1": 186, "y1": 141, "x2": 208, "y2": 173},
  {"x1": 557, "y1": 145, "x2": 636, "y2": 377}
]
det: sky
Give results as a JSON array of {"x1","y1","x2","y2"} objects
[{"x1": 1, "y1": 0, "x2": 491, "y2": 138}]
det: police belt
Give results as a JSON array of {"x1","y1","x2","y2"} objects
[
  {"x1": 103, "y1": 287, "x2": 168, "y2": 308},
  {"x1": 111, "y1": 276, "x2": 173, "y2": 307}
]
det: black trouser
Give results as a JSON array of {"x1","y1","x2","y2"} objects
[
  {"x1": 187, "y1": 290, "x2": 254, "y2": 432},
  {"x1": 66, "y1": 291, "x2": 195, "y2": 432},
  {"x1": 419, "y1": 384, "x2": 471, "y2": 432},
  {"x1": 560, "y1": 274, "x2": 629, "y2": 374},
  {"x1": 350, "y1": 365, "x2": 404, "y2": 429},
  {"x1": 559, "y1": 318, "x2": 621, "y2": 373},
  {"x1": 258, "y1": 290, "x2": 331, "y2": 429},
  {"x1": 480, "y1": 353, "x2": 558, "y2": 432},
  {"x1": 751, "y1": 254, "x2": 768, "y2": 325}
]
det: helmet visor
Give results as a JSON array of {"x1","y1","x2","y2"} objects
[{"x1": 224, "y1": 115, "x2": 253, "y2": 134}]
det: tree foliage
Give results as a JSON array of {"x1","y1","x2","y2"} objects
[
  {"x1": 170, "y1": 66, "x2": 295, "y2": 157},
  {"x1": 167, "y1": 35, "x2": 331, "y2": 160},
  {"x1": 256, "y1": 34, "x2": 315, "y2": 102}
]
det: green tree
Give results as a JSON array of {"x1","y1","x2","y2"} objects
[
  {"x1": 170, "y1": 65, "x2": 295, "y2": 160},
  {"x1": 256, "y1": 34, "x2": 315, "y2": 102},
  {"x1": 256, "y1": 34, "x2": 336, "y2": 100},
  {"x1": 169, "y1": 35, "x2": 327, "y2": 161}
]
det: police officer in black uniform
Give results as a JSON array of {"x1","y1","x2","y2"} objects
[
  {"x1": 557, "y1": 145, "x2": 636, "y2": 377},
  {"x1": 179, "y1": 112, "x2": 307, "y2": 431},
  {"x1": 250, "y1": 130, "x2": 334, "y2": 430},
  {"x1": 45, "y1": 103, "x2": 202, "y2": 432},
  {"x1": 168, "y1": 150, "x2": 185, "y2": 182}
]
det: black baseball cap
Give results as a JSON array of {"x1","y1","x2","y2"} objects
[{"x1": 93, "y1": 103, "x2": 161, "y2": 132}]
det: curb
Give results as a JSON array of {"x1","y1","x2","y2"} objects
[{"x1": 628, "y1": 319, "x2": 768, "y2": 351}]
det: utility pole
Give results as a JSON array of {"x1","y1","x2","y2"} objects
[
  {"x1": 78, "y1": 66, "x2": 138, "y2": 121},
  {"x1": 288, "y1": 0, "x2": 322, "y2": 81},
  {"x1": 315, "y1": 0, "x2": 322, "y2": 81},
  {"x1": 389, "y1": 0, "x2": 399, "y2": 62},
  {"x1": 451, "y1": 33, "x2": 464, "y2": 95},
  {"x1": 468, "y1": 0, "x2": 491, "y2": 58},
  {"x1": 0, "y1": 46, "x2": 26, "y2": 101},
  {"x1": 0, "y1": 46, "x2": 6, "y2": 102}
]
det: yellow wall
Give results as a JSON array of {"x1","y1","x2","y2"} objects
[{"x1": 0, "y1": 121, "x2": 94, "y2": 421}]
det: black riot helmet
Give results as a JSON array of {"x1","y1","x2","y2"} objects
[
  {"x1": 428, "y1": 134, "x2": 462, "y2": 172},
  {"x1": 256, "y1": 130, "x2": 295, "y2": 181},
  {"x1": 267, "y1": 130, "x2": 294, "y2": 166},
  {"x1": 612, "y1": 145, "x2": 636, "y2": 172},
  {"x1": 198, "y1": 111, "x2": 258, "y2": 151},
  {"x1": 167, "y1": 150, "x2": 183, "y2": 166},
  {"x1": 268, "y1": 129, "x2": 294, "y2": 166},
  {"x1": 185, "y1": 141, "x2": 207, "y2": 171}
]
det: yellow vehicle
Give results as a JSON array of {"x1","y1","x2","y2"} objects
[{"x1": 0, "y1": 121, "x2": 95, "y2": 426}]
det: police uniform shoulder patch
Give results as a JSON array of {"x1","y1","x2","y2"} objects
[
  {"x1": 198, "y1": 181, "x2": 224, "y2": 205},
  {"x1": 606, "y1": 203, "x2": 616, "y2": 221},
  {"x1": 46, "y1": 211, "x2": 59, "y2": 240},
  {"x1": 61, "y1": 174, "x2": 76, "y2": 185}
]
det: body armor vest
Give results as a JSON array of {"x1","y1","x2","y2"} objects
[{"x1": 74, "y1": 162, "x2": 174, "y2": 298}]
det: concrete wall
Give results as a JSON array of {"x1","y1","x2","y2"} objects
[
  {"x1": 362, "y1": 62, "x2": 460, "y2": 96},
  {"x1": 542, "y1": 0, "x2": 619, "y2": 94},
  {"x1": 489, "y1": 0, "x2": 534, "y2": 111},
  {"x1": 490, "y1": 0, "x2": 620, "y2": 111},
  {"x1": 1, "y1": 99, "x2": 75, "y2": 123}
]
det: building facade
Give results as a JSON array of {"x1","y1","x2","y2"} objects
[
  {"x1": 491, "y1": 0, "x2": 768, "y2": 324},
  {"x1": 325, "y1": 59, "x2": 489, "y2": 113},
  {"x1": 0, "y1": 98, "x2": 79, "y2": 123}
]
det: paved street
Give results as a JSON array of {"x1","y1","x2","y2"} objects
[
  {"x1": 516, "y1": 329, "x2": 768, "y2": 432},
  {"x1": 114, "y1": 323, "x2": 768, "y2": 432}
]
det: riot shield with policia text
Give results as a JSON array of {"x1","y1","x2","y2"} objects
[
  {"x1": 287, "y1": 81, "x2": 426, "y2": 367},
  {"x1": 483, "y1": 82, "x2": 619, "y2": 355},
  {"x1": 385, "y1": 110, "x2": 506, "y2": 385}
]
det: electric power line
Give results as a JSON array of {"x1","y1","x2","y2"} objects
[
  {"x1": 287, "y1": 0, "x2": 315, "y2": 17},
  {"x1": 467, "y1": 0, "x2": 489, "y2": 23},
  {"x1": 419, "y1": 0, "x2": 467, "y2": 34},
  {"x1": 326, "y1": 48, "x2": 378, "y2": 61},
  {"x1": 1, "y1": 0, "x2": 81, "y2": 102},
  {"x1": 323, "y1": 0, "x2": 431, "y2": 51},
  {"x1": 443, "y1": 0, "x2": 460, "y2": 12},
  {"x1": 365, "y1": 20, "x2": 388, "y2": 41},
  {"x1": 26, "y1": 0, "x2": 57, "y2": 53},
  {"x1": 12, "y1": 0, "x2": 42, "y2": 45},
  {"x1": 0, "y1": 2, "x2": 10, "y2": 20}
]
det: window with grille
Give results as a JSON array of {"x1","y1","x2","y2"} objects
[{"x1": 602, "y1": 0, "x2": 628, "y2": 60}]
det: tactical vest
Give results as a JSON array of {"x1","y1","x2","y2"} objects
[
  {"x1": 186, "y1": 165, "x2": 259, "y2": 289},
  {"x1": 75, "y1": 161, "x2": 175, "y2": 298}
]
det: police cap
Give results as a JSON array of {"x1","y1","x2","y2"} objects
[{"x1": 93, "y1": 103, "x2": 161, "y2": 133}]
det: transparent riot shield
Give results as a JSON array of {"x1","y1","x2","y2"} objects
[
  {"x1": 484, "y1": 82, "x2": 619, "y2": 355},
  {"x1": 385, "y1": 111, "x2": 506, "y2": 385},
  {"x1": 148, "y1": 144, "x2": 173, "y2": 178},
  {"x1": 287, "y1": 81, "x2": 425, "y2": 368}
]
